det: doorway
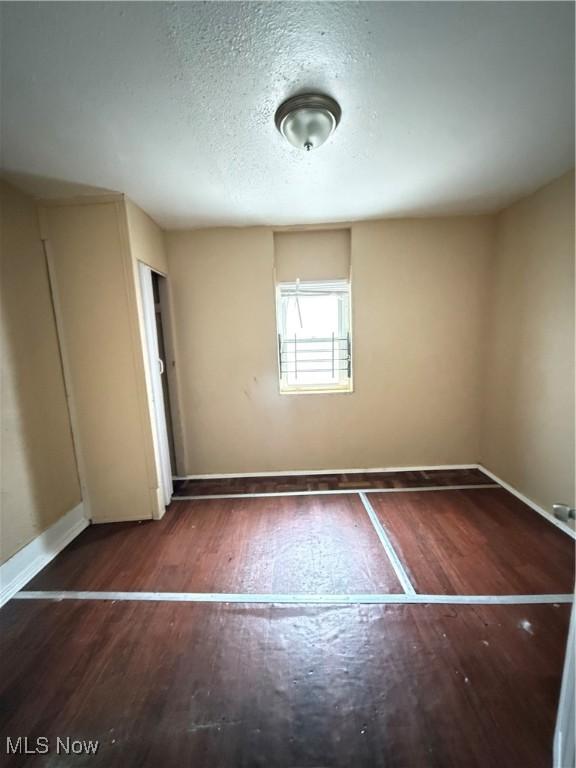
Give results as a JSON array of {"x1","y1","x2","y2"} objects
[
  {"x1": 151, "y1": 272, "x2": 177, "y2": 473},
  {"x1": 138, "y1": 263, "x2": 175, "y2": 511}
]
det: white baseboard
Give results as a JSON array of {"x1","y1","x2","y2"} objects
[
  {"x1": 0, "y1": 502, "x2": 89, "y2": 607},
  {"x1": 173, "y1": 464, "x2": 480, "y2": 481},
  {"x1": 478, "y1": 465, "x2": 576, "y2": 541}
]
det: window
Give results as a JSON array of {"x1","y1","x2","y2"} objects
[{"x1": 276, "y1": 279, "x2": 352, "y2": 394}]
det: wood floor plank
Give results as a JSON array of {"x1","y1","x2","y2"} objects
[
  {"x1": 172, "y1": 467, "x2": 493, "y2": 496},
  {"x1": 27, "y1": 494, "x2": 403, "y2": 594},
  {"x1": 0, "y1": 600, "x2": 569, "y2": 768},
  {"x1": 371, "y1": 488, "x2": 575, "y2": 594}
]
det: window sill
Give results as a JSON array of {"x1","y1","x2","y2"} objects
[{"x1": 279, "y1": 385, "x2": 354, "y2": 396}]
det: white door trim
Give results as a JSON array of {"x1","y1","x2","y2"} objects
[
  {"x1": 554, "y1": 602, "x2": 576, "y2": 768},
  {"x1": 138, "y1": 263, "x2": 173, "y2": 509}
]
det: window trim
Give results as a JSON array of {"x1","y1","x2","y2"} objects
[{"x1": 275, "y1": 279, "x2": 353, "y2": 396}]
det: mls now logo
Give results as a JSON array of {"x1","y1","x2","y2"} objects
[
  {"x1": 55, "y1": 737, "x2": 99, "y2": 755},
  {"x1": 6, "y1": 737, "x2": 99, "y2": 755}
]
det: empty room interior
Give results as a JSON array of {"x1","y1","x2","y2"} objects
[{"x1": 1, "y1": 2, "x2": 575, "y2": 766}]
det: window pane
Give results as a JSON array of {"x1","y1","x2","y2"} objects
[
  {"x1": 285, "y1": 295, "x2": 339, "y2": 338},
  {"x1": 277, "y1": 280, "x2": 351, "y2": 391}
]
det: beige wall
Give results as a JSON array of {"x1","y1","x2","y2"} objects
[
  {"x1": 124, "y1": 197, "x2": 185, "y2": 484},
  {"x1": 166, "y1": 216, "x2": 495, "y2": 474},
  {"x1": 2, "y1": 173, "x2": 571, "y2": 548},
  {"x1": 1, "y1": 182, "x2": 81, "y2": 563},
  {"x1": 481, "y1": 171, "x2": 575, "y2": 511},
  {"x1": 274, "y1": 229, "x2": 350, "y2": 282},
  {"x1": 126, "y1": 198, "x2": 168, "y2": 275},
  {"x1": 41, "y1": 198, "x2": 160, "y2": 523}
]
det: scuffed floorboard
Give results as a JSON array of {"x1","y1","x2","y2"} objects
[{"x1": 0, "y1": 600, "x2": 570, "y2": 768}]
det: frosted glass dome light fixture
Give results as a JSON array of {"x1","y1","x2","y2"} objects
[{"x1": 275, "y1": 93, "x2": 341, "y2": 151}]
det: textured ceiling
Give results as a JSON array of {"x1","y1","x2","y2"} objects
[{"x1": 1, "y1": 2, "x2": 574, "y2": 229}]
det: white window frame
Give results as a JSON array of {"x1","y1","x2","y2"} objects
[{"x1": 276, "y1": 279, "x2": 353, "y2": 395}]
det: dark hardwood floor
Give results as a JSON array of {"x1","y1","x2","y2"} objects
[
  {"x1": 3, "y1": 480, "x2": 574, "y2": 767},
  {"x1": 172, "y1": 467, "x2": 493, "y2": 496},
  {"x1": 26, "y1": 488, "x2": 574, "y2": 596},
  {"x1": 26, "y1": 494, "x2": 403, "y2": 594},
  {"x1": 0, "y1": 599, "x2": 570, "y2": 768},
  {"x1": 370, "y1": 488, "x2": 575, "y2": 594}
]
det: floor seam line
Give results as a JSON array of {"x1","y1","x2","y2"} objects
[
  {"x1": 358, "y1": 491, "x2": 417, "y2": 595},
  {"x1": 11, "y1": 591, "x2": 574, "y2": 605},
  {"x1": 171, "y1": 484, "x2": 500, "y2": 501}
]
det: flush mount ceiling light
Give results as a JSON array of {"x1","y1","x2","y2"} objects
[{"x1": 275, "y1": 93, "x2": 341, "y2": 151}]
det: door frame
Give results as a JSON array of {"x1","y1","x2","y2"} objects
[
  {"x1": 554, "y1": 601, "x2": 575, "y2": 768},
  {"x1": 138, "y1": 262, "x2": 173, "y2": 509}
]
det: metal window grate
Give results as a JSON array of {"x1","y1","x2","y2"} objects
[{"x1": 278, "y1": 333, "x2": 352, "y2": 379}]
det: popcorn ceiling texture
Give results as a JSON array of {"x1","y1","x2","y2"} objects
[{"x1": 1, "y1": 2, "x2": 574, "y2": 228}]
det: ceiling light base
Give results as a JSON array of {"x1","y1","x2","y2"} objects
[{"x1": 275, "y1": 93, "x2": 341, "y2": 151}]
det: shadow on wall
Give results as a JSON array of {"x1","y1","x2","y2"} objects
[
  {"x1": 0, "y1": 180, "x2": 82, "y2": 564},
  {"x1": 0, "y1": 170, "x2": 118, "y2": 201}
]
